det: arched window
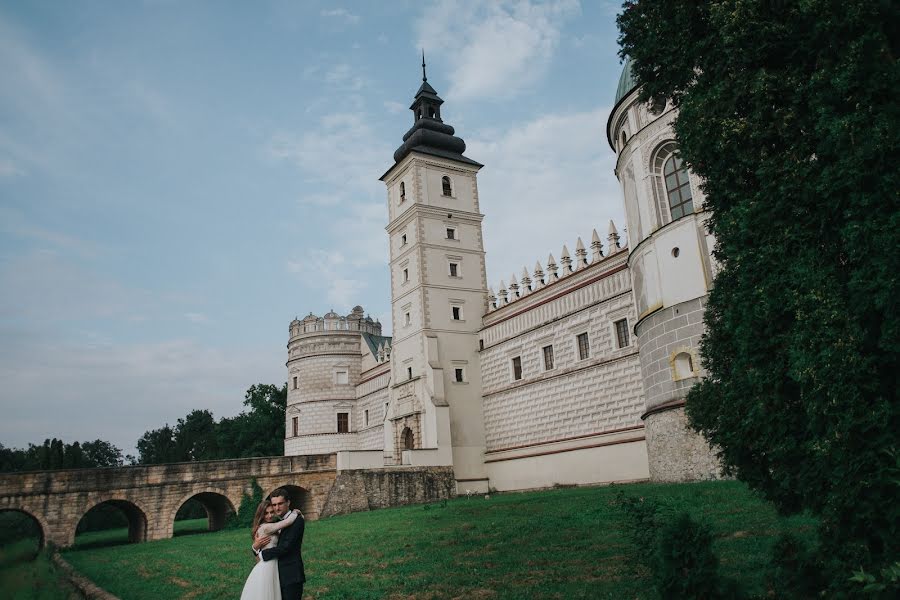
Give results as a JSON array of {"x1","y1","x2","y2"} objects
[
  {"x1": 441, "y1": 176, "x2": 452, "y2": 197},
  {"x1": 673, "y1": 351, "x2": 695, "y2": 380},
  {"x1": 403, "y1": 427, "x2": 414, "y2": 450},
  {"x1": 663, "y1": 155, "x2": 694, "y2": 219},
  {"x1": 620, "y1": 130, "x2": 627, "y2": 150},
  {"x1": 399, "y1": 181, "x2": 406, "y2": 203}
]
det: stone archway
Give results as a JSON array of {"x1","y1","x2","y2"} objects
[
  {"x1": 266, "y1": 484, "x2": 314, "y2": 520},
  {"x1": 403, "y1": 427, "x2": 415, "y2": 450},
  {"x1": 74, "y1": 498, "x2": 148, "y2": 547},
  {"x1": 0, "y1": 508, "x2": 46, "y2": 551},
  {"x1": 170, "y1": 489, "x2": 237, "y2": 536}
]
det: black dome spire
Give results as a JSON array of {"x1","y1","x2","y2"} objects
[{"x1": 389, "y1": 56, "x2": 481, "y2": 168}]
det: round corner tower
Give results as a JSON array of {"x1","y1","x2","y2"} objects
[
  {"x1": 284, "y1": 307, "x2": 383, "y2": 456},
  {"x1": 607, "y1": 59, "x2": 721, "y2": 482}
]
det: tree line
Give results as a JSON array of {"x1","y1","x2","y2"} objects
[{"x1": 0, "y1": 383, "x2": 286, "y2": 472}]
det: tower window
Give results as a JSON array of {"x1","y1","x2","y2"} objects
[
  {"x1": 291, "y1": 416, "x2": 298, "y2": 437},
  {"x1": 364, "y1": 409, "x2": 369, "y2": 427},
  {"x1": 454, "y1": 368, "x2": 464, "y2": 382},
  {"x1": 452, "y1": 306, "x2": 461, "y2": 320},
  {"x1": 620, "y1": 130, "x2": 627, "y2": 149},
  {"x1": 335, "y1": 370, "x2": 349, "y2": 385},
  {"x1": 407, "y1": 366, "x2": 413, "y2": 380},
  {"x1": 511, "y1": 356, "x2": 522, "y2": 381},
  {"x1": 405, "y1": 312, "x2": 411, "y2": 326},
  {"x1": 292, "y1": 376, "x2": 297, "y2": 390},
  {"x1": 337, "y1": 412, "x2": 349, "y2": 433},
  {"x1": 615, "y1": 319, "x2": 630, "y2": 348},
  {"x1": 542, "y1": 345, "x2": 554, "y2": 371},
  {"x1": 441, "y1": 176, "x2": 452, "y2": 197},
  {"x1": 399, "y1": 181, "x2": 406, "y2": 203},
  {"x1": 403, "y1": 268, "x2": 409, "y2": 283},
  {"x1": 673, "y1": 351, "x2": 695, "y2": 380},
  {"x1": 446, "y1": 227, "x2": 456, "y2": 240},
  {"x1": 664, "y1": 155, "x2": 695, "y2": 220},
  {"x1": 449, "y1": 262, "x2": 458, "y2": 277},
  {"x1": 577, "y1": 332, "x2": 590, "y2": 360},
  {"x1": 401, "y1": 234, "x2": 407, "y2": 246}
]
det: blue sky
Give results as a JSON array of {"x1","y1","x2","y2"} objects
[{"x1": 0, "y1": 0, "x2": 628, "y2": 456}]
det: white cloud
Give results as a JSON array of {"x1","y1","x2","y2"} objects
[
  {"x1": 0, "y1": 158, "x2": 22, "y2": 177},
  {"x1": 466, "y1": 106, "x2": 626, "y2": 290},
  {"x1": 415, "y1": 0, "x2": 580, "y2": 102},
  {"x1": 324, "y1": 63, "x2": 365, "y2": 91},
  {"x1": 268, "y1": 112, "x2": 388, "y2": 192},
  {"x1": 320, "y1": 8, "x2": 361, "y2": 25},
  {"x1": 383, "y1": 100, "x2": 407, "y2": 114}
]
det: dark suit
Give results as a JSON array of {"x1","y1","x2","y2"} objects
[{"x1": 261, "y1": 513, "x2": 305, "y2": 599}]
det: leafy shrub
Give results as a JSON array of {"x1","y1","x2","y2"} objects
[
  {"x1": 614, "y1": 491, "x2": 670, "y2": 568},
  {"x1": 655, "y1": 512, "x2": 740, "y2": 600},
  {"x1": 768, "y1": 533, "x2": 824, "y2": 599},
  {"x1": 231, "y1": 478, "x2": 264, "y2": 529},
  {"x1": 848, "y1": 562, "x2": 900, "y2": 598}
]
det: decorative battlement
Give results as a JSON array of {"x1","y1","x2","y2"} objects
[
  {"x1": 487, "y1": 221, "x2": 625, "y2": 312},
  {"x1": 289, "y1": 305, "x2": 383, "y2": 339}
]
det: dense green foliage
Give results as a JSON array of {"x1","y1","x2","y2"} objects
[
  {"x1": 0, "y1": 438, "x2": 124, "y2": 472},
  {"x1": 656, "y1": 513, "x2": 737, "y2": 599},
  {"x1": 617, "y1": 0, "x2": 899, "y2": 591},
  {"x1": 232, "y1": 478, "x2": 264, "y2": 530},
  {"x1": 136, "y1": 383, "x2": 287, "y2": 464},
  {"x1": 57, "y1": 481, "x2": 815, "y2": 600},
  {"x1": 0, "y1": 540, "x2": 80, "y2": 600}
]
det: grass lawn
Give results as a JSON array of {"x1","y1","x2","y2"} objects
[
  {"x1": 57, "y1": 480, "x2": 817, "y2": 600},
  {"x1": 0, "y1": 538, "x2": 81, "y2": 600}
]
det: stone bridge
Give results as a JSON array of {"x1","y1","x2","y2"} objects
[{"x1": 0, "y1": 454, "x2": 338, "y2": 548}]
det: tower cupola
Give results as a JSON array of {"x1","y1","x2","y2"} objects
[{"x1": 390, "y1": 53, "x2": 481, "y2": 168}]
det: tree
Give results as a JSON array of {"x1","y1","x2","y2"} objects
[
  {"x1": 174, "y1": 409, "x2": 218, "y2": 461},
  {"x1": 618, "y1": 0, "x2": 899, "y2": 588},
  {"x1": 136, "y1": 424, "x2": 180, "y2": 465},
  {"x1": 81, "y1": 439, "x2": 124, "y2": 468},
  {"x1": 216, "y1": 383, "x2": 287, "y2": 459}
]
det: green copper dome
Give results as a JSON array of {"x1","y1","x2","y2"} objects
[{"x1": 614, "y1": 58, "x2": 638, "y2": 106}]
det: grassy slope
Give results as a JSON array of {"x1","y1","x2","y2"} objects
[
  {"x1": 59, "y1": 481, "x2": 816, "y2": 600},
  {"x1": 0, "y1": 539, "x2": 81, "y2": 600}
]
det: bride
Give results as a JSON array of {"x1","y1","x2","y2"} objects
[{"x1": 240, "y1": 500, "x2": 300, "y2": 600}]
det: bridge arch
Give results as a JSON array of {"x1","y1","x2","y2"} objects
[
  {"x1": 73, "y1": 497, "x2": 149, "y2": 547},
  {"x1": 0, "y1": 507, "x2": 46, "y2": 550},
  {"x1": 165, "y1": 488, "x2": 239, "y2": 537},
  {"x1": 265, "y1": 483, "x2": 315, "y2": 519}
]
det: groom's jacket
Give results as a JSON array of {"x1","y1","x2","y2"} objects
[{"x1": 261, "y1": 513, "x2": 306, "y2": 585}]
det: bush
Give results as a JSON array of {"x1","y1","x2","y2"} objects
[
  {"x1": 655, "y1": 512, "x2": 739, "y2": 600},
  {"x1": 231, "y1": 478, "x2": 264, "y2": 530},
  {"x1": 614, "y1": 491, "x2": 670, "y2": 569},
  {"x1": 768, "y1": 533, "x2": 824, "y2": 599}
]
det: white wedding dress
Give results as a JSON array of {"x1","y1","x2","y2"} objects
[{"x1": 240, "y1": 523, "x2": 284, "y2": 600}]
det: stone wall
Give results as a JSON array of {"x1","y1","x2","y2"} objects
[
  {"x1": 643, "y1": 405, "x2": 721, "y2": 482},
  {"x1": 318, "y1": 467, "x2": 455, "y2": 518}
]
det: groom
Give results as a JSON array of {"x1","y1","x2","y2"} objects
[{"x1": 252, "y1": 488, "x2": 306, "y2": 598}]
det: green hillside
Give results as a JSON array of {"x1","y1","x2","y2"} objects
[{"x1": 10, "y1": 480, "x2": 816, "y2": 599}]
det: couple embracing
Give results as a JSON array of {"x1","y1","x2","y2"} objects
[{"x1": 240, "y1": 488, "x2": 306, "y2": 600}]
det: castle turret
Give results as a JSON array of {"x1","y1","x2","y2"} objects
[
  {"x1": 607, "y1": 58, "x2": 720, "y2": 481},
  {"x1": 379, "y1": 58, "x2": 489, "y2": 492}
]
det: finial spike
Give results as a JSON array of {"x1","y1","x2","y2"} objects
[{"x1": 422, "y1": 49, "x2": 427, "y2": 82}]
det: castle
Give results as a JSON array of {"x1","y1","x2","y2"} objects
[{"x1": 283, "y1": 59, "x2": 721, "y2": 493}]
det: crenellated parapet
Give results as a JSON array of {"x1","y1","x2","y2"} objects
[
  {"x1": 487, "y1": 221, "x2": 625, "y2": 312},
  {"x1": 289, "y1": 305, "x2": 383, "y2": 340}
]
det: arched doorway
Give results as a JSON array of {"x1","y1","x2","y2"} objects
[
  {"x1": 0, "y1": 509, "x2": 45, "y2": 563},
  {"x1": 173, "y1": 492, "x2": 236, "y2": 536},
  {"x1": 75, "y1": 499, "x2": 147, "y2": 549},
  {"x1": 266, "y1": 484, "x2": 314, "y2": 520},
  {"x1": 403, "y1": 427, "x2": 415, "y2": 450}
]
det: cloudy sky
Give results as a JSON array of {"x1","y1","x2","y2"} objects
[{"x1": 0, "y1": 0, "x2": 627, "y2": 456}]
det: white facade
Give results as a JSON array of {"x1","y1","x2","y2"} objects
[{"x1": 283, "y1": 63, "x2": 720, "y2": 491}]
